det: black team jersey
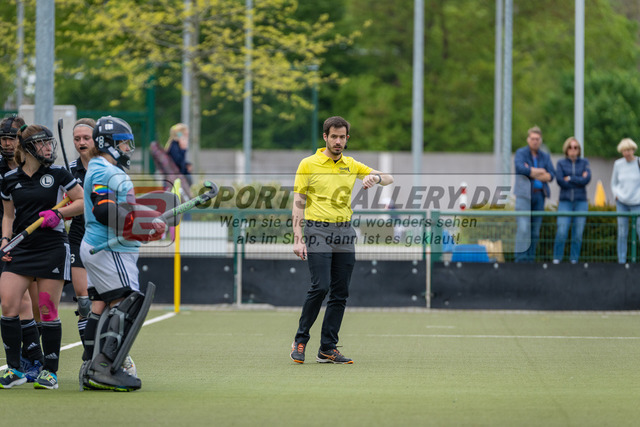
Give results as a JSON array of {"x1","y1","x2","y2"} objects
[
  {"x1": 68, "y1": 159, "x2": 86, "y2": 247},
  {"x1": 1, "y1": 164, "x2": 78, "y2": 249}
]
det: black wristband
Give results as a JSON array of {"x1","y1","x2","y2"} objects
[
  {"x1": 1, "y1": 237, "x2": 10, "y2": 242},
  {"x1": 376, "y1": 174, "x2": 382, "y2": 184},
  {"x1": 53, "y1": 209, "x2": 64, "y2": 220}
]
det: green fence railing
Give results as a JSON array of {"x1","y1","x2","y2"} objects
[
  {"x1": 429, "y1": 210, "x2": 639, "y2": 263},
  {"x1": 138, "y1": 208, "x2": 640, "y2": 307},
  {"x1": 144, "y1": 208, "x2": 638, "y2": 264}
]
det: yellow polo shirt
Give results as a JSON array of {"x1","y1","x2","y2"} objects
[{"x1": 294, "y1": 148, "x2": 372, "y2": 222}]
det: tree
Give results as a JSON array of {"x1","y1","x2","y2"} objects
[
  {"x1": 0, "y1": 1, "x2": 37, "y2": 109},
  {"x1": 326, "y1": 0, "x2": 640, "y2": 153},
  {"x1": 51, "y1": 0, "x2": 358, "y2": 163},
  {"x1": 2, "y1": 0, "x2": 640, "y2": 157},
  {"x1": 545, "y1": 69, "x2": 640, "y2": 157}
]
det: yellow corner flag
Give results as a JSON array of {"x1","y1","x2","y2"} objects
[{"x1": 594, "y1": 180, "x2": 606, "y2": 207}]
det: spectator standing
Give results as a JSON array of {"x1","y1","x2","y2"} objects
[
  {"x1": 552, "y1": 137, "x2": 591, "y2": 264},
  {"x1": 513, "y1": 126, "x2": 555, "y2": 262},
  {"x1": 165, "y1": 123, "x2": 192, "y2": 185},
  {"x1": 610, "y1": 138, "x2": 640, "y2": 264}
]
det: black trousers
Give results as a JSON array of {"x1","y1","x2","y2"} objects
[{"x1": 294, "y1": 222, "x2": 356, "y2": 351}]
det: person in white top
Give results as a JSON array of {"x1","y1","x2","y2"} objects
[{"x1": 610, "y1": 138, "x2": 640, "y2": 264}]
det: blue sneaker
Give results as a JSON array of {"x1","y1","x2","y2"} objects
[
  {"x1": 21, "y1": 358, "x2": 42, "y2": 383},
  {"x1": 0, "y1": 368, "x2": 27, "y2": 389},
  {"x1": 19, "y1": 355, "x2": 30, "y2": 374}
]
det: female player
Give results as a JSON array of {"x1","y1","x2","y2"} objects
[
  {"x1": 0, "y1": 116, "x2": 44, "y2": 382},
  {"x1": 0, "y1": 124, "x2": 84, "y2": 389},
  {"x1": 68, "y1": 118, "x2": 95, "y2": 346},
  {"x1": 79, "y1": 116, "x2": 164, "y2": 391}
]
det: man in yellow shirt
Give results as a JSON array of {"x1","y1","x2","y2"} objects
[{"x1": 290, "y1": 116, "x2": 393, "y2": 364}]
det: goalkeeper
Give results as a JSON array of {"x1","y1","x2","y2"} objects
[{"x1": 78, "y1": 116, "x2": 165, "y2": 392}]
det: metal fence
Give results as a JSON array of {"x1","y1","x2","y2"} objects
[
  {"x1": 136, "y1": 208, "x2": 640, "y2": 308},
  {"x1": 141, "y1": 208, "x2": 430, "y2": 261},
  {"x1": 141, "y1": 208, "x2": 639, "y2": 264},
  {"x1": 429, "y1": 210, "x2": 638, "y2": 264}
]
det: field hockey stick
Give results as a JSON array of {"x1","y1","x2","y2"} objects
[
  {"x1": 57, "y1": 118, "x2": 70, "y2": 172},
  {"x1": 89, "y1": 181, "x2": 219, "y2": 254},
  {"x1": 0, "y1": 196, "x2": 71, "y2": 257}
]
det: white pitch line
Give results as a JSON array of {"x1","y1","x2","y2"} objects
[
  {"x1": 359, "y1": 333, "x2": 640, "y2": 340},
  {"x1": 142, "y1": 311, "x2": 176, "y2": 326},
  {"x1": 0, "y1": 312, "x2": 176, "y2": 371}
]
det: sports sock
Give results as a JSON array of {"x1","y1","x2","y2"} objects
[
  {"x1": 82, "y1": 311, "x2": 101, "y2": 361},
  {"x1": 78, "y1": 317, "x2": 87, "y2": 346},
  {"x1": 1, "y1": 316, "x2": 22, "y2": 370},
  {"x1": 40, "y1": 319, "x2": 62, "y2": 373},
  {"x1": 20, "y1": 318, "x2": 44, "y2": 363}
]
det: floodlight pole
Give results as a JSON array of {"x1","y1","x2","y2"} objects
[
  {"x1": 309, "y1": 64, "x2": 319, "y2": 152},
  {"x1": 411, "y1": 0, "x2": 424, "y2": 188},
  {"x1": 493, "y1": 0, "x2": 503, "y2": 176},
  {"x1": 16, "y1": 0, "x2": 24, "y2": 108},
  {"x1": 182, "y1": 0, "x2": 192, "y2": 131},
  {"x1": 575, "y1": 0, "x2": 585, "y2": 155},
  {"x1": 500, "y1": 0, "x2": 513, "y2": 186},
  {"x1": 35, "y1": 0, "x2": 54, "y2": 129},
  {"x1": 242, "y1": 0, "x2": 253, "y2": 181}
]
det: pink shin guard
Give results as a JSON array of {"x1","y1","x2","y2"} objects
[{"x1": 39, "y1": 291, "x2": 58, "y2": 321}]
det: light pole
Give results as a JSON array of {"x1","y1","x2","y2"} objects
[
  {"x1": 575, "y1": 0, "x2": 585, "y2": 155},
  {"x1": 309, "y1": 64, "x2": 319, "y2": 152},
  {"x1": 242, "y1": 0, "x2": 253, "y2": 179},
  {"x1": 35, "y1": 0, "x2": 54, "y2": 129},
  {"x1": 16, "y1": 0, "x2": 24, "y2": 108},
  {"x1": 411, "y1": 0, "x2": 424, "y2": 188}
]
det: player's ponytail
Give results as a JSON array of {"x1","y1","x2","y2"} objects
[{"x1": 14, "y1": 124, "x2": 31, "y2": 165}]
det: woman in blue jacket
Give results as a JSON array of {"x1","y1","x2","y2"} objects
[
  {"x1": 164, "y1": 123, "x2": 192, "y2": 185},
  {"x1": 552, "y1": 137, "x2": 591, "y2": 264}
]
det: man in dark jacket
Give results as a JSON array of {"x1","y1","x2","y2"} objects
[{"x1": 513, "y1": 126, "x2": 555, "y2": 262}]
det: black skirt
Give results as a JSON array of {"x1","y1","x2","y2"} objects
[{"x1": 3, "y1": 238, "x2": 70, "y2": 281}]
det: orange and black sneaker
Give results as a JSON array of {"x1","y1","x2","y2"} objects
[
  {"x1": 290, "y1": 342, "x2": 306, "y2": 364},
  {"x1": 316, "y1": 348, "x2": 353, "y2": 364}
]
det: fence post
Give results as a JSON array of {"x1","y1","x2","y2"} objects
[
  {"x1": 425, "y1": 245, "x2": 431, "y2": 309},
  {"x1": 632, "y1": 213, "x2": 637, "y2": 263},
  {"x1": 232, "y1": 212, "x2": 243, "y2": 306},
  {"x1": 430, "y1": 210, "x2": 442, "y2": 262}
]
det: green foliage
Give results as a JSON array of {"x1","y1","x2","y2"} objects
[
  {"x1": 1, "y1": 0, "x2": 640, "y2": 153},
  {"x1": 545, "y1": 69, "x2": 640, "y2": 158},
  {"x1": 328, "y1": 0, "x2": 640, "y2": 153}
]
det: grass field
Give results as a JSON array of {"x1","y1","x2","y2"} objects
[{"x1": 2, "y1": 306, "x2": 640, "y2": 426}]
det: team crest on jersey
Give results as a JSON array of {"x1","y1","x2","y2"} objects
[{"x1": 40, "y1": 174, "x2": 54, "y2": 188}]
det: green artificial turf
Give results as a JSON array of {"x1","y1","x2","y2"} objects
[{"x1": 2, "y1": 308, "x2": 640, "y2": 426}]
